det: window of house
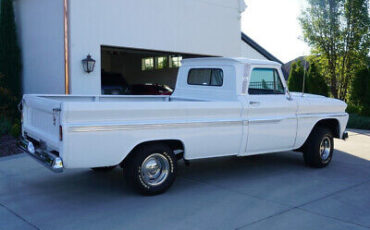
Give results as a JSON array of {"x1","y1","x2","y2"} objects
[
  {"x1": 171, "y1": 56, "x2": 182, "y2": 68},
  {"x1": 248, "y1": 68, "x2": 284, "y2": 94},
  {"x1": 156, "y1": 56, "x2": 168, "y2": 69},
  {"x1": 141, "y1": 57, "x2": 154, "y2": 71},
  {"x1": 187, "y1": 68, "x2": 223, "y2": 86}
]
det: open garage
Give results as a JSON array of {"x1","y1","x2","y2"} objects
[{"x1": 100, "y1": 46, "x2": 202, "y2": 95}]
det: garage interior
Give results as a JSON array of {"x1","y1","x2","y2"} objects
[{"x1": 101, "y1": 46, "x2": 203, "y2": 95}]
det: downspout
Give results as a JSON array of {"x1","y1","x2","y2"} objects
[{"x1": 64, "y1": 0, "x2": 70, "y2": 94}]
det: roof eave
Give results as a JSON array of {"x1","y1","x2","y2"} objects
[{"x1": 241, "y1": 33, "x2": 283, "y2": 65}]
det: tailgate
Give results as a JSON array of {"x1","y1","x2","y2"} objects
[{"x1": 22, "y1": 95, "x2": 62, "y2": 150}]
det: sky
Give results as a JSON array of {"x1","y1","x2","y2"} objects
[{"x1": 241, "y1": 0, "x2": 311, "y2": 63}]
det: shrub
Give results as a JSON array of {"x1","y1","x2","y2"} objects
[
  {"x1": 0, "y1": 117, "x2": 11, "y2": 136},
  {"x1": 10, "y1": 121, "x2": 20, "y2": 137},
  {"x1": 346, "y1": 103, "x2": 360, "y2": 114},
  {"x1": 288, "y1": 60, "x2": 308, "y2": 92},
  {"x1": 288, "y1": 59, "x2": 329, "y2": 96},
  {"x1": 350, "y1": 67, "x2": 370, "y2": 116},
  {"x1": 306, "y1": 62, "x2": 328, "y2": 96},
  {"x1": 0, "y1": 0, "x2": 22, "y2": 135},
  {"x1": 0, "y1": 73, "x2": 19, "y2": 119},
  {"x1": 0, "y1": 73, "x2": 20, "y2": 137},
  {"x1": 347, "y1": 113, "x2": 370, "y2": 130}
]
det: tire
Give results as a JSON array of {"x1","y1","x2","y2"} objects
[
  {"x1": 124, "y1": 143, "x2": 177, "y2": 195},
  {"x1": 303, "y1": 127, "x2": 334, "y2": 168},
  {"x1": 91, "y1": 166, "x2": 116, "y2": 172}
]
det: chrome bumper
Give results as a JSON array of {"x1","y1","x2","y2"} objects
[
  {"x1": 17, "y1": 136, "x2": 64, "y2": 173},
  {"x1": 342, "y1": 131, "x2": 349, "y2": 140}
]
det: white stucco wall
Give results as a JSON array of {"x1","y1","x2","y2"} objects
[
  {"x1": 69, "y1": 0, "x2": 243, "y2": 94},
  {"x1": 240, "y1": 41, "x2": 268, "y2": 60},
  {"x1": 15, "y1": 0, "x2": 64, "y2": 94}
]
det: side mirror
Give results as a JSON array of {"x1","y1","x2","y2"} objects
[{"x1": 285, "y1": 88, "x2": 293, "y2": 101}]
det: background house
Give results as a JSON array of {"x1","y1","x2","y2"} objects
[{"x1": 14, "y1": 0, "x2": 281, "y2": 95}]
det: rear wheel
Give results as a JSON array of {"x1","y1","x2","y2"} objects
[
  {"x1": 303, "y1": 127, "x2": 334, "y2": 168},
  {"x1": 124, "y1": 143, "x2": 177, "y2": 195}
]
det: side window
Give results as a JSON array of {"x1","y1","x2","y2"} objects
[
  {"x1": 188, "y1": 69, "x2": 223, "y2": 86},
  {"x1": 248, "y1": 68, "x2": 284, "y2": 95}
]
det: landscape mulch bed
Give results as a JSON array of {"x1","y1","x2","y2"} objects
[{"x1": 0, "y1": 135, "x2": 20, "y2": 157}]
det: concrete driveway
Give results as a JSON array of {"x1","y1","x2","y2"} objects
[{"x1": 0, "y1": 130, "x2": 369, "y2": 230}]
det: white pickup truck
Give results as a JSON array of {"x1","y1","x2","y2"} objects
[{"x1": 18, "y1": 57, "x2": 349, "y2": 195}]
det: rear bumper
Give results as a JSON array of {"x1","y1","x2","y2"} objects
[{"x1": 17, "y1": 136, "x2": 64, "y2": 173}]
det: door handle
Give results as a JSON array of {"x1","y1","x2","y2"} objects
[{"x1": 249, "y1": 101, "x2": 260, "y2": 105}]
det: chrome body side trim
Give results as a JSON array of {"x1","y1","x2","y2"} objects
[
  {"x1": 68, "y1": 115, "x2": 303, "y2": 133},
  {"x1": 248, "y1": 116, "x2": 296, "y2": 124},
  {"x1": 68, "y1": 119, "x2": 244, "y2": 133},
  {"x1": 249, "y1": 118, "x2": 282, "y2": 124},
  {"x1": 297, "y1": 113, "x2": 348, "y2": 119}
]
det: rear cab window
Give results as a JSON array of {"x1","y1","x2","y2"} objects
[
  {"x1": 248, "y1": 68, "x2": 284, "y2": 95},
  {"x1": 188, "y1": 68, "x2": 223, "y2": 86}
]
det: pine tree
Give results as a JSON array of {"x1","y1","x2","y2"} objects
[
  {"x1": 0, "y1": 0, "x2": 22, "y2": 119},
  {"x1": 350, "y1": 67, "x2": 370, "y2": 116},
  {"x1": 306, "y1": 62, "x2": 328, "y2": 96},
  {"x1": 288, "y1": 60, "x2": 307, "y2": 92}
]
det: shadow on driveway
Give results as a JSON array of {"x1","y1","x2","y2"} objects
[{"x1": 0, "y1": 147, "x2": 369, "y2": 230}]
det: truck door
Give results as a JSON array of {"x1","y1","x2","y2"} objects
[{"x1": 245, "y1": 67, "x2": 297, "y2": 154}]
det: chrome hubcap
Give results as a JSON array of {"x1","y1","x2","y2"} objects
[
  {"x1": 141, "y1": 153, "x2": 169, "y2": 186},
  {"x1": 320, "y1": 137, "x2": 331, "y2": 161}
]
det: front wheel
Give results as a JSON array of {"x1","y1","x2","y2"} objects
[
  {"x1": 124, "y1": 143, "x2": 177, "y2": 195},
  {"x1": 303, "y1": 127, "x2": 334, "y2": 168}
]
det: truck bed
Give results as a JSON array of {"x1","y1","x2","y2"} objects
[
  {"x1": 22, "y1": 94, "x2": 243, "y2": 168},
  {"x1": 22, "y1": 94, "x2": 189, "y2": 147}
]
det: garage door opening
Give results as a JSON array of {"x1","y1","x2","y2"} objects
[{"x1": 101, "y1": 46, "x2": 204, "y2": 95}]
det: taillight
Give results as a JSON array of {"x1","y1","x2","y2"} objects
[{"x1": 59, "y1": 125, "x2": 63, "y2": 141}]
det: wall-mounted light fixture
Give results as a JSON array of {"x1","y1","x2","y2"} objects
[{"x1": 82, "y1": 54, "x2": 96, "y2": 73}]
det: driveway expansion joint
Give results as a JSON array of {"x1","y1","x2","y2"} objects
[
  {"x1": 234, "y1": 208, "x2": 297, "y2": 230},
  {"x1": 0, "y1": 202, "x2": 40, "y2": 230},
  {"x1": 297, "y1": 207, "x2": 370, "y2": 229},
  {"x1": 235, "y1": 179, "x2": 370, "y2": 229},
  {"x1": 296, "y1": 179, "x2": 370, "y2": 208}
]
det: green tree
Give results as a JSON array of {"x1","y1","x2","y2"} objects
[
  {"x1": 288, "y1": 60, "x2": 308, "y2": 92},
  {"x1": 0, "y1": 0, "x2": 22, "y2": 119},
  {"x1": 350, "y1": 67, "x2": 370, "y2": 115},
  {"x1": 306, "y1": 62, "x2": 329, "y2": 96},
  {"x1": 300, "y1": 0, "x2": 369, "y2": 100}
]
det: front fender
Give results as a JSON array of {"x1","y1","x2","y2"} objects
[{"x1": 294, "y1": 113, "x2": 348, "y2": 149}]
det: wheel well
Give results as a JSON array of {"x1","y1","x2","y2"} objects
[
  {"x1": 120, "y1": 140, "x2": 185, "y2": 167},
  {"x1": 313, "y1": 119, "x2": 340, "y2": 138}
]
